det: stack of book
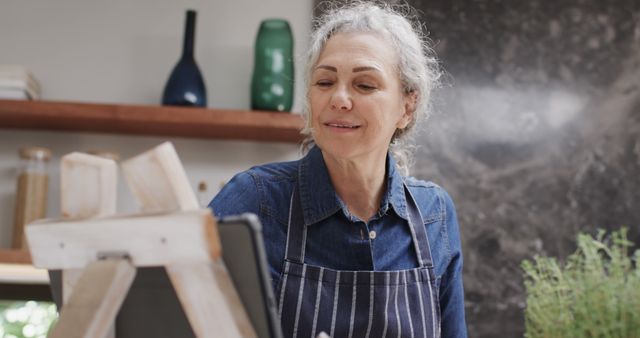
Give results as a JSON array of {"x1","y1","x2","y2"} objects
[{"x1": 0, "y1": 65, "x2": 41, "y2": 100}]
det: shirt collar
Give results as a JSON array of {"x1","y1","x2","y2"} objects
[
  {"x1": 382, "y1": 152, "x2": 409, "y2": 221},
  {"x1": 297, "y1": 146, "x2": 409, "y2": 226}
]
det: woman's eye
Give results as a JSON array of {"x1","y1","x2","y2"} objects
[
  {"x1": 356, "y1": 83, "x2": 377, "y2": 91},
  {"x1": 315, "y1": 80, "x2": 333, "y2": 87}
]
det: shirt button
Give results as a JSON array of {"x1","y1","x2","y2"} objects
[{"x1": 369, "y1": 230, "x2": 377, "y2": 240}]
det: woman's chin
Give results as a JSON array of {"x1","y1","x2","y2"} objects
[
  {"x1": 316, "y1": 140, "x2": 355, "y2": 159},
  {"x1": 318, "y1": 143, "x2": 383, "y2": 164}
]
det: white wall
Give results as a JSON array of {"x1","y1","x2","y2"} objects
[{"x1": 0, "y1": 0, "x2": 312, "y2": 248}]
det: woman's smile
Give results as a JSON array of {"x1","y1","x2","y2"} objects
[{"x1": 323, "y1": 119, "x2": 362, "y2": 132}]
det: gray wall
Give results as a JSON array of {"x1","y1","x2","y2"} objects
[
  {"x1": 407, "y1": 1, "x2": 640, "y2": 336},
  {"x1": 0, "y1": 0, "x2": 311, "y2": 248}
]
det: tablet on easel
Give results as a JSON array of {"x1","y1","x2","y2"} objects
[
  {"x1": 48, "y1": 213, "x2": 282, "y2": 338},
  {"x1": 216, "y1": 213, "x2": 282, "y2": 338}
]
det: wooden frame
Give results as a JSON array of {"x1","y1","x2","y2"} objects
[{"x1": 26, "y1": 143, "x2": 256, "y2": 338}]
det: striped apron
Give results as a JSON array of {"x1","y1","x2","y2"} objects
[{"x1": 276, "y1": 183, "x2": 441, "y2": 338}]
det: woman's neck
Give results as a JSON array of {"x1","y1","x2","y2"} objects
[{"x1": 321, "y1": 149, "x2": 387, "y2": 222}]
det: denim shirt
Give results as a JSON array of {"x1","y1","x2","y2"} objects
[{"x1": 209, "y1": 146, "x2": 467, "y2": 337}]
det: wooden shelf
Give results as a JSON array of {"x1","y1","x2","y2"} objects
[
  {"x1": 0, "y1": 249, "x2": 31, "y2": 265},
  {"x1": 0, "y1": 250, "x2": 51, "y2": 301},
  {"x1": 0, "y1": 99, "x2": 305, "y2": 143}
]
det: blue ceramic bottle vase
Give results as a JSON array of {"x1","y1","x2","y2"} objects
[{"x1": 162, "y1": 10, "x2": 207, "y2": 107}]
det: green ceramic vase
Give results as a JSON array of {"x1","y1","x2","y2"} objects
[{"x1": 251, "y1": 19, "x2": 294, "y2": 112}]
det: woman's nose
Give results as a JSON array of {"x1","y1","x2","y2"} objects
[{"x1": 330, "y1": 86, "x2": 352, "y2": 111}]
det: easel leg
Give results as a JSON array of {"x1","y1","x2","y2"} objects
[
  {"x1": 62, "y1": 269, "x2": 116, "y2": 338},
  {"x1": 167, "y1": 263, "x2": 256, "y2": 338},
  {"x1": 49, "y1": 259, "x2": 136, "y2": 338},
  {"x1": 62, "y1": 269, "x2": 82, "y2": 304}
]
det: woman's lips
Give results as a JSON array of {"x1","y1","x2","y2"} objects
[{"x1": 323, "y1": 121, "x2": 361, "y2": 132}]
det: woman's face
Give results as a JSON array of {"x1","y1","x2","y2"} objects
[{"x1": 309, "y1": 32, "x2": 414, "y2": 162}]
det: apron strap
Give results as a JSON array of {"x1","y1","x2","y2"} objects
[
  {"x1": 284, "y1": 182, "x2": 306, "y2": 264},
  {"x1": 284, "y1": 178, "x2": 436, "y2": 270},
  {"x1": 404, "y1": 184, "x2": 435, "y2": 269}
]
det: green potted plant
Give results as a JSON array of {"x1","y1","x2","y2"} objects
[
  {"x1": 522, "y1": 228, "x2": 640, "y2": 337},
  {"x1": 0, "y1": 301, "x2": 57, "y2": 338}
]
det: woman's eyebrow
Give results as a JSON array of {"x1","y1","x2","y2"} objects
[
  {"x1": 352, "y1": 66, "x2": 381, "y2": 73},
  {"x1": 315, "y1": 65, "x2": 337, "y2": 72},
  {"x1": 314, "y1": 65, "x2": 381, "y2": 73}
]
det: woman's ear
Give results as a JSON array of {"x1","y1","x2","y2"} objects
[{"x1": 397, "y1": 91, "x2": 417, "y2": 129}]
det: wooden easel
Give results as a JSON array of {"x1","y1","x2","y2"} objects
[{"x1": 25, "y1": 142, "x2": 256, "y2": 338}]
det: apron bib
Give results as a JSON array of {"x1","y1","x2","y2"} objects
[{"x1": 276, "y1": 183, "x2": 441, "y2": 338}]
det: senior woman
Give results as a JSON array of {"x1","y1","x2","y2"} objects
[{"x1": 210, "y1": 2, "x2": 467, "y2": 337}]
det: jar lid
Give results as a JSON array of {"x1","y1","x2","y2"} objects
[{"x1": 19, "y1": 146, "x2": 52, "y2": 161}]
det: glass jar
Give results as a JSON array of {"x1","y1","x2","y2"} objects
[
  {"x1": 13, "y1": 146, "x2": 51, "y2": 249},
  {"x1": 251, "y1": 19, "x2": 294, "y2": 112}
]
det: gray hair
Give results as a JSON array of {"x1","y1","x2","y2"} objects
[{"x1": 300, "y1": 0, "x2": 442, "y2": 176}]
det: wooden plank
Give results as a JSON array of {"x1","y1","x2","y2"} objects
[
  {"x1": 121, "y1": 142, "x2": 199, "y2": 213},
  {"x1": 48, "y1": 258, "x2": 136, "y2": 338},
  {"x1": 59, "y1": 152, "x2": 118, "y2": 306},
  {"x1": 120, "y1": 142, "x2": 221, "y2": 251},
  {"x1": 166, "y1": 263, "x2": 256, "y2": 338},
  {"x1": 0, "y1": 99, "x2": 304, "y2": 143},
  {"x1": 60, "y1": 152, "x2": 117, "y2": 218},
  {"x1": 62, "y1": 269, "x2": 82, "y2": 304},
  {"x1": 26, "y1": 209, "x2": 221, "y2": 269}
]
